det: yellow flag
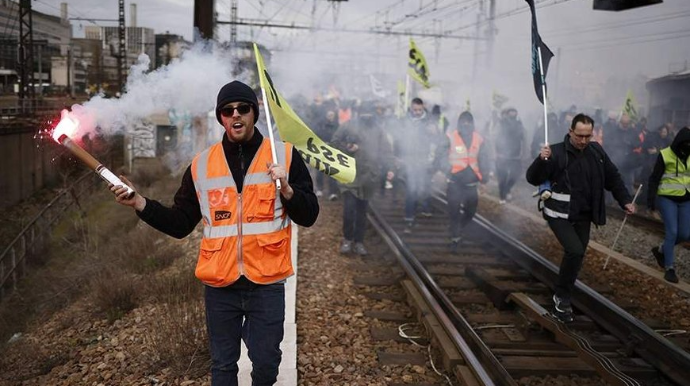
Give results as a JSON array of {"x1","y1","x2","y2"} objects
[
  {"x1": 395, "y1": 80, "x2": 406, "y2": 118},
  {"x1": 408, "y1": 39, "x2": 430, "y2": 89},
  {"x1": 253, "y1": 44, "x2": 356, "y2": 184},
  {"x1": 622, "y1": 90, "x2": 638, "y2": 123}
]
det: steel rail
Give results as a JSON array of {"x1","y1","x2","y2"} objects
[
  {"x1": 430, "y1": 192, "x2": 690, "y2": 385},
  {"x1": 367, "y1": 205, "x2": 515, "y2": 386}
]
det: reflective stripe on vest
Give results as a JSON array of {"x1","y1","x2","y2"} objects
[
  {"x1": 658, "y1": 147, "x2": 690, "y2": 196},
  {"x1": 543, "y1": 190, "x2": 570, "y2": 219},
  {"x1": 191, "y1": 138, "x2": 293, "y2": 286},
  {"x1": 448, "y1": 131, "x2": 483, "y2": 181}
]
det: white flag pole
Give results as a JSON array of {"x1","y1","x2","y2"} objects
[
  {"x1": 603, "y1": 184, "x2": 642, "y2": 270},
  {"x1": 404, "y1": 73, "x2": 411, "y2": 113},
  {"x1": 537, "y1": 45, "x2": 549, "y2": 147},
  {"x1": 259, "y1": 87, "x2": 281, "y2": 190}
]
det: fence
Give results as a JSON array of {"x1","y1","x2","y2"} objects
[{"x1": 0, "y1": 171, "x2": 99, "y2": 301}]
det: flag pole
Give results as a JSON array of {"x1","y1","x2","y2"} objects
[
  {"x1": 537, "y1": 45, "x2": 549, "y2": 147},
  {"x1": 404, "y1": 73, "x2": 411, "y2": 113},
  {"x1": 259, "y1": 86, "x2": 282, "y2": 190},
  {"x1": 603, "y1": 184, "x2": 642, "y2": 270}
]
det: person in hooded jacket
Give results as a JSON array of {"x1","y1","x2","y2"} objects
[
  {"x1": 495, "y1": 107, "x2": 525, "y2": 203},
  {"x1": 110, "y1": 80, "x2": 319, "y2": 386},
  {"x1": 436, "y1": 111, "x2": 491, "y2": 252},
  {"x1": 526, "y1": 113, "x2": 634, "y2": 323},
  {"x1": 332, "y1": 104, "x2": 395, "y2": 256},
  {"x1": 647, "y1": 127, "x2": 690, "y2": 283},
  {"x1": 313, "y1": 109, "x2": 340, "y2": 200}
]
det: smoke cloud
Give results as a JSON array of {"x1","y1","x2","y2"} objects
[{"x1": 67, "y1": 42, "x2": 235, "y2": 138}]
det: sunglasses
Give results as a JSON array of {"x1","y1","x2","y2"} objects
[{"x1": 220, "y1": 104, "x2": 252, "y2": 117}]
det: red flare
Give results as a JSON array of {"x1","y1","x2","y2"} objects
[{"x1": 51, "y1": 109, "x2": 79, "y2": 143}]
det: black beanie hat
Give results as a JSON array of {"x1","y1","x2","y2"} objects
[{"x1": 215, "y1": 80, "x2": 259, "y2": 124}]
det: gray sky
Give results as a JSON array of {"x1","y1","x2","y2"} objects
[{"x1": 32, "y1": 0, "x2": 690, "y2": 120}]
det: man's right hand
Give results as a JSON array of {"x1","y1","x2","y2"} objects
[
  {"x1": 110, "y1": 175, "x2": 146, "y2": 212},
  {"x1": 540, "y1": 145, "x2": 551, "y2": 160}
]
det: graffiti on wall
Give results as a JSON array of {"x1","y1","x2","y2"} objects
[{"x1": 132, "y1": 121, "x2": 156, "y2": 158}]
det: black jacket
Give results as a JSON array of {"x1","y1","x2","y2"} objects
[
  {"x1": 647, "y1": 127, "x2": 690, "y2": 210},
  {"x1": 495, "y1": 117, "x2": 525, "y2": 160},
  {"x1": 526, "y1": 136, "x2": 631, "y2": 225},
  {"x1": 136, "y1": 130, "x2": 319, "y2": 238}
]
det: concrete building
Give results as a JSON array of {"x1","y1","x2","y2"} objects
[
  {"x1": 84, "y1": 25, "x2": 156, "y2": 69},
  {"x1": 155, "y1": 33, "x2": 189, "y2": 69},
  {"x1": 71, "y1": 38, "x2": 120, "y2": 95},
  {"x1": 646, "y1": 69, "x2": 690, "y2": 131},
  {"x1": 50, "y1": 44, "x2": 86, "y2": 95},
  {"x1": 0, "y1": 0, "x2": 71, "y2": 94}
]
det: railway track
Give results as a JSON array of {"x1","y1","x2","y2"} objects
[{"x1": 363, "y1": 192, "x2": 690, "y2": 386}]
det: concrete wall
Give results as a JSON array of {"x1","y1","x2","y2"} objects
[{"x1": 0, "y1": 130, "x2": 62, "y2": 210}]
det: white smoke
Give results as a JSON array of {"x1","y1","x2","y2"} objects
[{"x1": 68, "y1": 42, "x2": 236, "y2": 137}]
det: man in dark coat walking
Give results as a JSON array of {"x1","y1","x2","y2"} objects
[{"x1": 526, "y1": 113, "x2": 634, "y2": 323}]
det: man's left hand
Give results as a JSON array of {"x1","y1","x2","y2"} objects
[
  {"x1": 267, "y1": 163, "x2": 294, "y2": 200},
  {"x1": 624, "y1": 203, "x2": 636, "y2": 215}
]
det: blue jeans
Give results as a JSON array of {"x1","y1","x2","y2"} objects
[
  {"x1": 342, "y1": 191, "x2": 368, "y2": 242},
  {"x1": 657, "y1": 196, "x2": 690, "y2": 268},
  {"x1": 403, "y1": 165, "x2": 431, "y2": 221},
  {"x1": 205, "y1": 282, "x2": 285, "y2": 386}
]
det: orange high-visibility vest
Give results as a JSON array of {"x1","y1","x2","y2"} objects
[
  {"x1": 338, "y1": 108, "x2": 351, "y2": 125},
  {"x1": 633, "y1": 131, "x2": 645, "y2": 154},
  {"x1": 191, "y1": 138, "x2": 293, "y2": 287},
  {"x1": 448, "y1": 131, "x2": 483, "y2": 181}
]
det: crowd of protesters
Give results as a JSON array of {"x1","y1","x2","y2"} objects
[{"x1": 294, "y1": 91, "x2": 688, "y2": 289}]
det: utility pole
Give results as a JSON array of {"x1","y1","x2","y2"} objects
[
  {"x1": 117, "y1": 0, "x2": 126, "y2": 94},
  {"x1": 230, "y1": 0, "x2": 238, "y2": 44},
  {"x1": 193, "y1": 0, "x2": 215, "y2": 41},
  {"x1": 486, "y1": 0, "x2": 496, "y2": 68},
  {"x1": 17, "y1": 0, "x2": 35, "y2": 115},
  {"x1": 471, "y1": 0, "x2": 485, "y2": 89}
]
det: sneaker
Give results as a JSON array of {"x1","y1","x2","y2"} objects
[
  {"x1": 651, "y1": 245, "x2": 664, "y2": 268},
  {"x1": 553, "y1": 294, "x2": 573, "y2": 323},
  {"x1": 340, "y1": 240, "x2": 352, "y2": 254},
  {"x1": 449, "y1": 238, "x2": 461, "y2": 254},
  {"x1": 353, "y1": 242, "x2": 368, "y2": 256},
  {"x1": 420, "y1": 211, "x2": 433, "y2": 217},
  {"x1": 328, "y1": 194, "x2": 338, "y2": 201},
  {"x1": 554, "y1": 309, "x2": 574, "y2": 323},
  {"x1": 403, "y1": 221, "x2": 413, "y2": 234},
  {"x1": 499, "y1": 199, "x2": 506, "y2": 205},
  {"x1": 315, "y1": 190, "x2": 323, "y2": 198},
  {"x1": 553, "y1": 294, "x2": 573, "y2": 314},
  {"x1": 664, "y1": 268, "x2": 679, "y2": 284}
]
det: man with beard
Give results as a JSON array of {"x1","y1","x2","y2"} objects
[
  {"x1": 526, "y1": 113, "x2": 634, "y2": 323},
  {"x1": 495, "y1": 107, "x2": 525, "y2": 204},
  {"x1": 437, "y1": 111, "x2": 491, "y2": 252},
  {"x1": 110, "y1": 80, "x2": 319, "y2": 385}
]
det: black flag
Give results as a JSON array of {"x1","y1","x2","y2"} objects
[{"x1": 526, "y1": 0, "x2": 554, "y2": 104}]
